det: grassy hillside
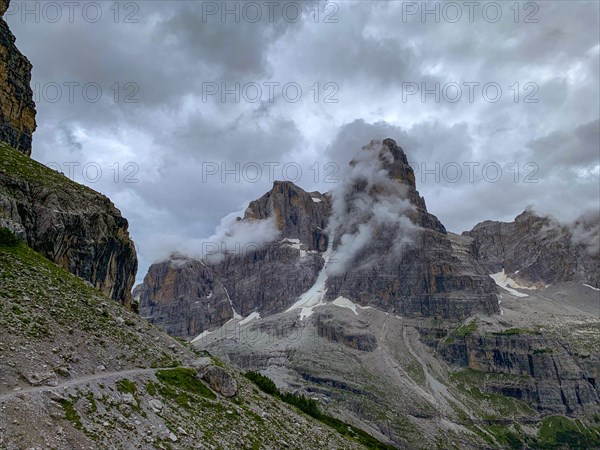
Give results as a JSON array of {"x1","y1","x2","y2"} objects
[{"x1": 0, "y1": 232, "x2": 367, "y2": 449}]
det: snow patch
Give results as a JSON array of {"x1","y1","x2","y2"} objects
[
  {"x1": 239, "y1": 311, "x2": 261, "y2": 325},
  {"x1": 220, "y1": 282, "x2": 242, "y2": 319},
  {"x1": 311, "y1": 197, "x2": 322, "y2": 203},
  {"x1": 331, "y1": 296, "x2": 371, "y2": 315},
  {"x1": 490, "y1": 271, "x2": 529, "y2": 298},
  {"x1": 286, "y1": 235, "x2": 334, "y2": 320},
  {"x1": 583, "y1": 284, "x2": 600, "y2": 292}
]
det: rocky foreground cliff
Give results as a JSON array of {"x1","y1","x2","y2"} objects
[
  {"x1": 0, "y1": 0, "x2": 36, "y2": 156},
  {"x1": 0, "y1": 141, "x2": 138, "y2": 304}
]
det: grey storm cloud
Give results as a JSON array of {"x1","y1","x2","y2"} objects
[{"x1": 5, "y1": 0, "x2": 599, "y2": 281}]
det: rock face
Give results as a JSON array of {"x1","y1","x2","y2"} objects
[
  {"x1": 0, "y1": 142, "x2": 137, "y2": 304},
  {"x1": 139, "y1": 181, "x2": 332, "y2": 338},
  {"x1": 138, "y1": 256, "x2": 233, "y2": 337},
  {"x1": 244, "y1": 180, "x2": 331, "y2": 251},
  {"x1": 315, "y1": 312, "x2": 378, "y2": 352},
  {"x1": 324, "y1": 139, "x2": 499, "y2": 319},
  {"x1": 140, "y1": 140, "x2": 500, "y2": 338},
  {"x1": 0, "y1": 7, "x2": 136, "y2": 305},
  {"x1": 0, "y1": 0, "x2": 36, "y2": 156},
  {"x1": 465, "y1": 209, "x2": 600, "y2": 288},
  {"x1": 436, "y1": 331, "x2": 599, "y2": 414}
]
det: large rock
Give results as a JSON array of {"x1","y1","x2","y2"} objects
[
  {"x1": 465, "y1": 209, "x2": 600, "y2": 288},
  {"x1": 198, "y1": 365, "x2": 238, "y2": 397},
  {"x1": 315, "y1": 312, "x2": 378, "y2": 352},
  {"x1": 0, "y1": 142, "x2": 137, "y2": 305},
  {"x1": 0, "y1": 0, "x2": 36, "y2": 156},
  {"x1": 214, "y1": 239, "x2": 325, "y2": 317},
  {"x1": 244, "y1": 181, "x2": 331, "y2": 251}
]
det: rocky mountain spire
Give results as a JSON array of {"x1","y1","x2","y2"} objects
[
  {"x1": 324, "y1": 138, "x2": 498, "y2": 318},
  {"x1": 243, "y1": 180, "x2": 331, "y2": 252}
]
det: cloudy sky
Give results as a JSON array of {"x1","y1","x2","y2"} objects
[{"x1": 6, "y1": 0, "x2": 599, "y2": 280}]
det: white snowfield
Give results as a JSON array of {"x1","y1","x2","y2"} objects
[
  {"x1": 490, "y1": 271, "x2": 532, "y2": 298},
  {"x1": 286, "y1": 235, "x2": 334, "y2": 320},
  {"x1": 311, "y1": 197, "x2": 322, "y2": 203},
  {"x1": 332, "y1": 296, "x2": 372, "y2": 315}
]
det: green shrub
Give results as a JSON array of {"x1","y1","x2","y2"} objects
[
  {"x1": 0, "y1": 228, "x2": 20, "y2": 247},
  {"x1": 537, "y1": 416, "x2": 600, "y2": 449},
  {"x1": 58, "y1": 398, "x2": 82, "y2": 429},
  {"x1": 116, "y1": 378, "x2": 137, "y2": 395},
  {"x1": 244, "y1": 371, "x2": 279, "y2": 396},
  {"x1": 454, "y1": 321, "x2": 478, "y2": 337}
]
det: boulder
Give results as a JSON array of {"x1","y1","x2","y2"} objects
[{"x1": 198, "y1": 365, "x2": 238, "y2": 397}]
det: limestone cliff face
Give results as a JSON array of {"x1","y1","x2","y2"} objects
[
  {"x1": 0, "y1": 142, "x2": 138, "y2": 304},
  {"x1": 138, "y1": 256, "x2": 233, "y2": 337},
  {"x1": 139, "y1": 182, "x2": 332, "y2": 338},
  {"x1": 325, "y1": 139, "x2": 499, "y2": 320},
  {"x1": 0, "y1": 0, "x2": 36, "y2": 156},
  {"x1": 436, "y1": 331, "x2": 599, "y2": 414},
  {"x1": 244, "y1": 181, "x2": 330, "y2": 251},
  {"x1": 0, "y1": 2, "x2": 137, "y2": 304},
  {"x1": 465, "y1": 209, "x2": 600, "y2": 288}
]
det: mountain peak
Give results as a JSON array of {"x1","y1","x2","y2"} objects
[{"x1": 243, "y1": 180, "x2": 331, "y2": 251}]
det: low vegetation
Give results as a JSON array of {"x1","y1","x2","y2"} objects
[
  {"x1": 156, "y1": 367, "x2": 216, "y2": 400},
  {"x1": 494, "y1": 328, "x2": 541, "y2": 336}
]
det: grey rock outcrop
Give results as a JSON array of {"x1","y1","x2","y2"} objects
[
  {"x1": 315, "y1": 312, "x2": 378, "y2": 352},
  {"x1": 214, "y1": 239, "x2": 325, "y2": 317},
  {"x1": 244, "y1": 180, "x2": 331, "y2": 251},
  {"x1": 138, "y1": 256, "x2": 233, "y2": 337},
  {"x1": 436, "y1": 331, "x2": 599, "y2": 414},
  {"x1": 0, "y1": 0, "x2": 36, "y2": 156},
  {"x1": 465, "y1": 209, "x2": 600, "y2": 288},
  {"x1": 198, "y1": 365, "x2": 238, "y2": 397}
]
